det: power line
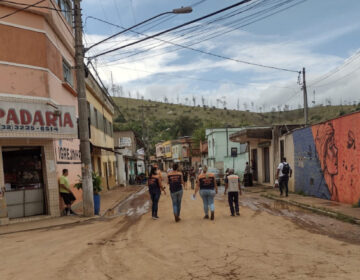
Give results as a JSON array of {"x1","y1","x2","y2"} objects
[
  {"x1": 0, "y1": 0, "x2": 64, "y2": 11},
  {"x1": 88, "y1": 0, "x2": 254, "y2": 59},
  {"x1": 0, "y1": 0, "x2": 46, "y2": 20},
  {"x1": 91, "y1": 0, "x2": 303, "y2": 73}
]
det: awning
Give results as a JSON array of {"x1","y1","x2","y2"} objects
[
  {"x1": 230, "y1": 127, "x2": 272, "y2": 143},
  {"x1": 90, "y1": 143, "x2": 121, "y2": 155}
]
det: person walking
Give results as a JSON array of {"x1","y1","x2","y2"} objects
[
  {"x1": 182, "y1": 168, "x2": 188, "y2": 190},
  {"x1": 168, "y1": 163, "x2": 184, "y2": 222},
  {"x1": 193, "y1": 166, "x2": 218, "y2": 220},
  {"x1": 148, "y1": 165, "x2": 166, "y2": 220},
  {"x1": 224, "y1": 169, "x2": 242, "y2": 216},
  {"x1": 59, "y1": 169, "x2": 76, "y2": 216},
  {"x1": 189, "y1": 167, "x2": 196, "y2": 190},
  {"x1": 276, "y1": 157, "x2": 292, "y2": 197}
]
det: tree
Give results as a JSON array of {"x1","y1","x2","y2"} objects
[
  {"x1": 243, "y1": 102, "x2": 248, "y2": 110},
  {"x1": 164, "y1": 96, "x2": 169, "y2": 103},
  {"x1": 237, "y1": 99, "x2": 240, "y2": 110},
  {"x1": 192, "y1": 96, "x2": 196, "y2": 106},
  {"x1": 201, "y1": 96, "x2": 205, "y2": 107}
]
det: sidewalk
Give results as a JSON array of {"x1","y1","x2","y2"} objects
[
  {"x1": 262, "y1": 187, "x2": 360, "y2": 225},
  {"x1": 0, "y1": 185, "x2": 143, "y2": 235}
]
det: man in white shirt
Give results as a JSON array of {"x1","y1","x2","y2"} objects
[
  {"x1": 225, "y1": 169, "x2": 242, "y2": 216},
  {"x1": 276, "y1": 157, "x2": 292, "y2": 197}
]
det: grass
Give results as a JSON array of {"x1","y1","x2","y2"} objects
[{"x1": 113, "y1": 97, "x2": 357, "y2": 128}]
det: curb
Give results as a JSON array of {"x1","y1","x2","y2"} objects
[
  {"x1": 0, "y1": 187, "x2": 145, "y2": 236},
  {"x1": 262, "y1": 193, "x2": 360, "y2": 226}
]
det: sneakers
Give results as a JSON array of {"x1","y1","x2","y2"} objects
[
  {"x1": 174, "y1": 215, "x2": 181, "y2": 222},
  {"x1": 236, "y1": 212, "x2": 240, "y2": 216},
  {"x1": 152, "y1": 215, "x2": 159, "y2": 220},
  {"x1": 210, "y1": 211, "x2": 215, "y2": 220},
  {"x1": 203, "y1": 214, "x2": 209, "y2": 219},
  {"x1": 231, "y1": 213, "x2": 235, "y2": 216}
]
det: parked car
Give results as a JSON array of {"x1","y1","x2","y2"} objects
[{"x1": 207, "y1": 167, "x2": 222, "y2": 186}]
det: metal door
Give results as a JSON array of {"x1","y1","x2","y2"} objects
[{"x1": 263, "y1": 147, "x2": 270, "y2": 183}]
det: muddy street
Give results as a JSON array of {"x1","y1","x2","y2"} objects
[{"x1": 1, "y1": 187, "x2": 360, "y2": 280}]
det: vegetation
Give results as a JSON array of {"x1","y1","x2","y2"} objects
[
  {"x1": 75, "y1": 172, "x2": 102, "y2": 194},
  {"x1": 112, "y1": 97, "x2": 358, "y2": 152}
]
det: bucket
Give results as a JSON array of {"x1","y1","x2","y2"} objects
[{"x1": 94, "y1": 194, "x2": 101, "y2": 215}]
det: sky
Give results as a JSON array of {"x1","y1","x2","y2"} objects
[{"x1": 82, "y1": 0, "x2": 360, "y2": 112}]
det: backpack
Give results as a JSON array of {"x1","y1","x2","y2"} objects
[{"x1": 282, "y1": 163, "x2": 290, "y2": 175}]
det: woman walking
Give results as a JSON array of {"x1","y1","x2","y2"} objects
[
  {"x1": 193, "y1": 166, "x2": 218, "y2": 220},
  {"x1": 168, "y1": 163, "x2": 184, "y2": 222},
  {"x1": 148, "y1": 165, "x2": 165, "y2": 220}
]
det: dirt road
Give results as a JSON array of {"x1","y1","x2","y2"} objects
[{"x1": 1, "y1": 187, "x2": 360, "y2": 280}]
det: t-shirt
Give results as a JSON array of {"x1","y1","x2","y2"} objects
[
  {"x1": 168, "y1": 171, "x2": 183, "y2": 193},
  {"x1": 198, "y1": 173, "x2": 215, "y2": 190},
  {"x1": 225, "y1": 174, "x2": 240, "y2": 192},
  {"x1": 148, "y1": 176, "x2": 161, "y2": 193},
  {"x1": 59, "y1": 175, "x2": 70, "y2": 193},
  {"x1": 278, "y1": 162, "x2": 291, "y2": 177}
]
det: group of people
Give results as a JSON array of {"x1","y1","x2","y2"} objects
[{"x1": 147, "y1": 164, "x2": 243, "y2": 222}]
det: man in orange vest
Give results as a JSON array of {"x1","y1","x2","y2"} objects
[{"x1": 225, "y1": 169, "x2": 242, "y2": 216}]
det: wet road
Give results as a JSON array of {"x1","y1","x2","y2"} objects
[{"x1": 1, "y1": 187, "x2": 360, "y2": 279}]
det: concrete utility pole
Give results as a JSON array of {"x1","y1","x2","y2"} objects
[
  {"x1": 74, "y1": 0, "x2": 94, "y2": 216},
  {"x1": 302, "y1": 67, "x2": 309, "y2": 126}
]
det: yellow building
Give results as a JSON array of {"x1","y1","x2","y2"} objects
[
  {"x1": 162, "y1": 140, "x2": 173, "y2": 170},
  {"x1": 86, "y1": 74, "x2": 117, "y2": 190}
]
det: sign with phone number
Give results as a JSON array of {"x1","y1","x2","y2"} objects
[{"x1": 0, "y1": 124, "x2": 60, "y2": 132}]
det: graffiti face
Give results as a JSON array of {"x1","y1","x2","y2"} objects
[
  {"x1": 325, "y1": 136, "x2": 338, "y2": 175},
  {"x1": 347, "y1": 130, "x2": 356, "y2": 150}
]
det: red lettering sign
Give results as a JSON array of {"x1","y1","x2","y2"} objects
[
  {"x1": 0, "y1": 109, "x2": 5, "y2": 119},
  {"x1": 33, "y1": 111, "x2": 45, "y2": 126},
  {"x1": 20, "y1": 110, "x2": 32, "y2": 125},
  {"x1": 63, "y1": 112, "x2": 73, "y2": 128},
  {"x1": 6, "y1": 109, "x2": 19, "y2": 125},
  {"x1": 46, "y1": 112, "x2": 57, "y2": 127}
]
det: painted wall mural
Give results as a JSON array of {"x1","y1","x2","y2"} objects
[{"x1": 293, "y1": 112, "x2": 360, "y2": 204}]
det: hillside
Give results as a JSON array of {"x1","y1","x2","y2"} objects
[{"x1": 112, "y1": 97, "x2": 360, "y2": 151}]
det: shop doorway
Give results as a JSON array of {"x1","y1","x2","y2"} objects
[
  {"x1": 263, "y1": 147, "x2": 270, "y2": 183},
  {"x1": 251, "y1": 149, "x2": 258, "y2": 181},
  {"x1": 2, "y1": 147, "x2": 45, "y2": 218}
]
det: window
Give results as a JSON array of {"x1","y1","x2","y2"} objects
[
  {"x1": 58, "y1": 0, "x2": 72, "y2": 25},
  {"x1": 62, "y1": 59, "x2": 73, "y2": 86},
  {"x1": 94, "y1": 108, "x2": 98, "y2": 128}
]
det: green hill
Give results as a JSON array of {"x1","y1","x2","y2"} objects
[{"x1": 113, "y1": 97, "x2": 360, "y2": 152}]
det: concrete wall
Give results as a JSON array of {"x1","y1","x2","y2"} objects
[{"x1": 293, "y1": 112, "x2": 360, "y2": 204}]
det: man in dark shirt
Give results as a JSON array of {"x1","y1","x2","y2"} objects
[{"x1": 168, "y1": 163, "x2": 184, "y2": 222}]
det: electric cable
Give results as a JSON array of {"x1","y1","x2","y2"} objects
[
  {"x1": 0, "y1": 0, "x2": 64, "y2": 11},
  {"x1": 0, "y1": 0, "x2": 46, "y2": 20}
]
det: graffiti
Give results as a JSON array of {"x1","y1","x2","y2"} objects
[
  {"x1": 293, "y1": 127, "x2": 331, "y2": 200},
  {"x1": 347, "y1": 130, "x2": 356, "y2": 149},
  {"x1": 314, "y1": 122, "x2": 339, "y2": 201}
]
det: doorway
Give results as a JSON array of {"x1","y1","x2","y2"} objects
[
  {"x1": 263, "y1": 147, "x2": 270, "y2": 183},
  {"x1": 251, "y1": 149, "x2": 258, "y2": 181},
  {"x1": 2, "y1": 147, "x2": 45, "y2": 218}
]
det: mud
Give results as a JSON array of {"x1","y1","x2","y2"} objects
[{"x1": 240, "y1": 194, "x2": 360, "y2": 245}]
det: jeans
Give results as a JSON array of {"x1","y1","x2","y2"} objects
[
  {"x1": 228, "y1": 192, "x2": 239, "y2": 215},
  {"x1": 170, "y1": 190, "x2": 183, "y2": 216},
  {"x1": 199, "y1": 189, "x2": 216, "y2": 215},
  {"x1": 190, "y1": 178, "x2": 195, "y2": 189},
  {"x1": 149, "y1": 191, "x2": 161, "y2": 217},
  {"x1": 279, "y1": 176, "x2": 289, "y2": 196}
]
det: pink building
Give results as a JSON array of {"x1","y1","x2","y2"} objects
[{"x1": 0, "y1": 1, "x2": 80, "y2": 223}]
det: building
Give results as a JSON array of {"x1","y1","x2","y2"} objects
[
  {"x1": 200, "y1": 141, "x2": 208, "y2": 167},
  {"x1": 230, "y1": 126, "x2": 300, "y2": 187},
  {"x1": 206, "y1": 128, "x2": 248, "y2": 176},
  {"x1": 114, "y1": 130, "x2": 145, "y2": 186},
  {"x1": 230, "y1": 114, "x2": 360, "y2": 205},
  {"x1": 86, "y1": 73, "x2": 116, "y2": 191},
  {"x1": 0, "y1": 0, "x2": 78, "y2": 223},
  {"x1": 162, "y1": 140, "x2": 173, "y2": 170}
]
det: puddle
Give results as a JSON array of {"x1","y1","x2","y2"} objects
[{"x1": 115, "y1": 187, "x2": 150, "y2": 220}]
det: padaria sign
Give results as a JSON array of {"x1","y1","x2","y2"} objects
[{"x1": 0, "y1": 99, "x2": 77, "y2": 138}]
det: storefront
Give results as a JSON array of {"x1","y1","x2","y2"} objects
[{"x1": 0, "y1": 96, "x2": 77, "y2": 223}]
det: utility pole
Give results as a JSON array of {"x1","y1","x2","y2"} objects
[
  {"x1": 74, "y1": 0, "x2": 94, "y2": 216},
  {"x1": 302, "y1": 67, "x2": 309, "y2": 126}
]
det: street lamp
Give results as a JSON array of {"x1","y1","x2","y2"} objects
[{"x1": 85, "y1": 6, "x2": 192, "y2": 53}]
